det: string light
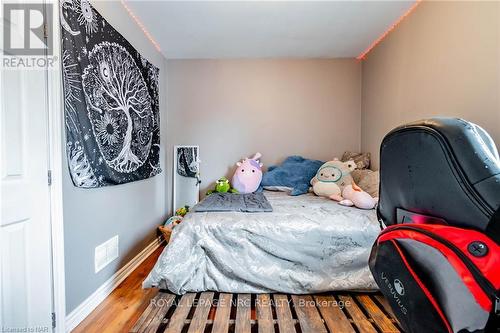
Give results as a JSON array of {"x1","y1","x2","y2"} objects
[
  {"x1": 357, "y1": 0, "x2": 422, "y2": 60},
  {"x1": 120, "y1": 0, "x2": 162, "y2": 53},
  {"x1": 120, "y1": 1, "x2": 420, "y2": 60}
]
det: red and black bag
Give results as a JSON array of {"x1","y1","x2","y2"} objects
[
  {"x1": 370, "y1": 118, "x2": 500, "y2": 332},
  {"x1": 369, "y1": 223, "x2": 500, "y2": 333}
]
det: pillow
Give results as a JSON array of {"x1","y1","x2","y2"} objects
[
  {"x1": 341, "y1": 151, "x2": 371, "y2": 170},
  {"x1": 352, "y1": 169, "x2": 379, "y2": 198},
  {"x1": 261, "y1": 156, "x2": 324, "y2": 196}
]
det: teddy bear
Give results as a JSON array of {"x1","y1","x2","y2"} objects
[{"x1": 311, "y1": 158, "x2": 377, "y2": 209}]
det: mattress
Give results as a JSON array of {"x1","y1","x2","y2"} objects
[{"x1": 143, "y1": 191, "x2": 380, "y2": 294}]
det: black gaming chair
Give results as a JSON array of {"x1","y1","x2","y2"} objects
[
  {"x1": 378, "y1": 117, "x2": 500, "y2": 243},
  {"x1": 370, "y1": 118, "x2": 500, "y2": 333}
]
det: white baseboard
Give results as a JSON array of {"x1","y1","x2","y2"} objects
[{"x1": 65, "y1": 237, "x2": 164, "y2": 332}]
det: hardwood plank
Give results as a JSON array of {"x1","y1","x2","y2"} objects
[
  {"x1": 235, "y1": 294, "x2": 251, "y2": 333},
  {"x1": 72, "y1": 245, "x2": 164, "y2": 333},
  {"x1": 273, "y1": 294, "x2": 296, "y2": 333},
  {"x1": 102, "y1": 281, "x2": 158, "y2": 333},
  {"x1": 131, "y1": 293, "x2": 163, "y2": 332},
  {"x1": 212, "y1": 293, "x2": 233, "y2": 333},
  {"x1": 374, "y1": 294, "x2": 399, "y2": 323},
  {"x1": 144, "y1": 293, "x2": 176, "y2": 333},
  {"x1": 164, "y1": 293, "x2": 196, "y2": 333},
  {"x1": 290, "y1": 295, "x2": 327, "y2": 333},
  {"x1": 314, "y1": 295, "x2": 355, "y2": 333},
  {"x1": 137, "y1": 297, "x2": 163, "y2": 333},
  {"x1": 256, "y1": 294, "x2": 274, "y2": 333},
  {"x1": 187, "y1": 292, "x2": 214, "y2": 333},
  {"x1": 357, "y1": 295, "x2": 399, "y2": 333},
  {"x1": 338, "y1": 295, "x2": 377, "y2": 333}
]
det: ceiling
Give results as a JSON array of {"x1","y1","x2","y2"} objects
[{"x1": 126, "y1": 1, "x2": 416, "y2": 59}]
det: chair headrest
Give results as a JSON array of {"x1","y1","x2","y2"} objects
[{"x1": 378, "y1": 117, "x2": 500, "y2": 243}]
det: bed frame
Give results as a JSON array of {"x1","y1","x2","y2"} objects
[{"x1": 131, "y1": 291, "x2": 400, "y2": 333}]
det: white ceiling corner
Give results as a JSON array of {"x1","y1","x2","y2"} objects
[{"x1": 125, "y1": 0, "x2": 417, "y2": 59}]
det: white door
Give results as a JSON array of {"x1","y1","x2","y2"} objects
[{"x1": 0, "y1": 5, "x2": 54, "y2": 331}]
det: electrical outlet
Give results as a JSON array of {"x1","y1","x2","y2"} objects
[{"x1": 95, "y1": 235, "x2": 119, "y2": 273}]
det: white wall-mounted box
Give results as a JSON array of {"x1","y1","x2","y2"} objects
[{"x1": 95, "y1": 235, "x2": 119, "y2": 273}]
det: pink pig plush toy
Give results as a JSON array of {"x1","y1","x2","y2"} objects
[{"x1": 231, "y1": 153, "x2": 263, "y2": 194}]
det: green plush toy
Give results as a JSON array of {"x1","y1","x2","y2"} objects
[
  {"x1": 175, "y1": 205, "x2": 189, "y2": 217},
  {"x1": 207, "y1": 177, "x2": 238, "y2": 195}
]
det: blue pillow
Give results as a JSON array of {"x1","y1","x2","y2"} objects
[{"x1": 261, "y1": 156, "x2": 324, "y2": 195}]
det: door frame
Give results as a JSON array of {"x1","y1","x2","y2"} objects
[{"x1": 47, "y1": 1, "x2": 66, "y2": 331}]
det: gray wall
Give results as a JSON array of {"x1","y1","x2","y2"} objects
[
  {"x1": 165, "y1": 59, "x2": 362, "y2": 210},
  {"x1": 63, "y1": 1, "x2": 168, "y2": 313},
  {"x1": 361, "y1": 1, "x2": 500, "y2": 169}
]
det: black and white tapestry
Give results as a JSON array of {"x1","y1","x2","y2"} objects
[{"x1": 60, "y1": 0, "x2": 161, "y2": 188}]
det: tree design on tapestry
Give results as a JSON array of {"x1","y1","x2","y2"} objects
[
  {"x1": 83, "y1": 42, "x2": 153, "y2": 173},
  {"x1": 60, "y1": 0, "x2": 161, "y2": 187}
]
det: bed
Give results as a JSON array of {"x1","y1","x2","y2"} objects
[{"x1": 143, "y1": 191, "x2": 380, "y2": 294}]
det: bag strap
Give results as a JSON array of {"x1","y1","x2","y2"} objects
[{"x1": 485, "y1": 295, "x2": 499, "y2": 331}]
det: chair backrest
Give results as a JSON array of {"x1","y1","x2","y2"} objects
[{"x1": 378, "y1": 117, "x2": 500, "y2": 244}]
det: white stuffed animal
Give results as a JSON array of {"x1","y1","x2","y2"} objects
[
  {"x1": 311, "y1": 158, "x2": 378, "y2": 209},
  {"x1": 310, "y1": 159, "x2": 356, "y2": 200}
]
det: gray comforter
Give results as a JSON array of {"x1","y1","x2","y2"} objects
[{"x1": 143, "y1": 191, "x2": 380, "y2": 294}]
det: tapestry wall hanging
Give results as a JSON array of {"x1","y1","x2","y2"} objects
[{"x1": 60, "y1": 0, "x2": 161, "y2": 188}]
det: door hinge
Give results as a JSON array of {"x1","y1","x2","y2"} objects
[
  {"x1": 48, "y1": 170, "x2": 52, "y2": 186},
  {"x1": 43, "y1": 22, "x2": 49, "y2": 39},
  {"x1": 51, "y1": 312, "x2": 56, "y2": 328}
]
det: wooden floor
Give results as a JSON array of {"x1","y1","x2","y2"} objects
[
  {"x1": 72, "y1": 245, "x2": 164, "y2": 333},
  {"x1": 73, "y1": 245, "x2": 401, "y2": 333}
]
